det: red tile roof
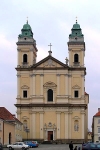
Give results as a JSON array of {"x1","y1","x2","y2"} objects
[
  {"x1": 94, "y1": 111, "x2": 100, "y2": 117},
  {"x1": 85, "y1": 92, "x2": 89, "y2": 95},
  {"x1": 0, "y1": 107, "x2": 15, "y2": 121}
]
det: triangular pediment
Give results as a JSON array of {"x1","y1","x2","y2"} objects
[
  {"x1": 44, "y1": 81, "x2": 57, "y2": 87},
  {"x1": 72, "y1": 84, "x2": 80, "y2": 89},
  {"x1": 32, "y1": 55, "x2": 68, "y2": 69},
  {"x1": 21, "y1": 85, "x2": 29, "y2": 89}
]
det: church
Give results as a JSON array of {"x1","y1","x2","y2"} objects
[{"x1": 15, "y1": 20, "x2": 89, "y2": 143}]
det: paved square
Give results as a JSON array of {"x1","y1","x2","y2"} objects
[{"x1": 34, "y1": 144, "x2": 82, "y2": 150}]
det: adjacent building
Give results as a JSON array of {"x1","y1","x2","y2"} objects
[
  {"x1": 92, "y1": 108, "x2": 100, "y2": 142},
  {"x1": 15, "y1": 20, "x2": 89, "y2": 143},
  {"x1": 0, "y1": 107, "x2": 22, "y2": 144}
]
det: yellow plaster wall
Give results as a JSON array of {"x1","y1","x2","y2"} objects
[
  {"x1": 44, "y1": 111, "x2": 56, "y2": 124},
  {"x1": 36, "y1": 75, "x2": 40, "y2": 95},
  {"x1": 60, "y1": 75, "x2": 65, "y2": 95},
  {"x1": 44, "y1": 75, "x2": 56, "y2": 84},
  {"x1": 4, "y1": 123, "x2": 15, "y2": 144}
]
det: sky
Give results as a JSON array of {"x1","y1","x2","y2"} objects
[{"x1": 0, "y1": 0, "x2": 100, "y2": 131}]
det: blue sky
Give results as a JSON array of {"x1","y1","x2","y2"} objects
[{"x1": 0, "y1": 0, "x2": 100, "y2": 130}]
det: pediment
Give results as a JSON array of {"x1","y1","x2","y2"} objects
[
  {"x1": 72, "y1": 84, "x2": 80, "y2": 89},
  {"x1": 73, "y1": 116, "x2": 80, "y2": 119},
  {"x1": 32, "y1": 55, "x2": 67, "y2": 69},
  {"x1": 22, "y1": 116, "x2": 29, "y2": 119},
  {"x1": 44, "y1": 81, "x2": 57, "y2": 87},
  {"x1": 21, "y1": 85, "x2": 29, "y2": 89}
]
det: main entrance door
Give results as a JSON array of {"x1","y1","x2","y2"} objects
[{"x1": 48, "y1": 131, "x2": 53, "y2": 141}]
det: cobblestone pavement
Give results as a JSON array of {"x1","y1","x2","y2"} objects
[{"x1": 32, "y1": 144, "x2": 82, "y2": 150}]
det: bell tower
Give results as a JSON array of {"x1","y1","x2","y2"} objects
[
  {"x1": 16, "y1": 20, "x2": 38, "y2": 68},
  {"x1": 68, "y1": 19, "x2": 85, "y2": 67}
]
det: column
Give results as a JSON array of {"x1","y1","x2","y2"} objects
[
  {"x1": 17, "y1": 48, "x2": 20, "y2": 65},
  {"x1": 57, "y1": 74, "x2": 60, "y2": 95},
  {"x1": 81, "y1": 48, "x2": 84, "y2": 66},
  {"x1": 30, "y1": 75, "x2": 33, "y2": 97},
  {"x1": 64, "y1": 112, "x2": 68, "y2": 139},
  {"x1": 68, "y1": 75, "x2": 72, "y2": 97},
  {"x1": 65, "y1": 74, "x2": 68, "y2": 95},
  {"x1": 68, "y1": 48, "x2": 72, "y2": 66},
  {"x1": 40, "y1": 112, "x2": 44, "y2": 139},
  {"x1": 68, "y1": 111, "x2": 72, "y2": 139},
  {"x1": 81, "y1": 75, "x2": 85, "y2": 97},
  {"x1": 17, "y1": 74, "x2": 21, "y2": 98},
  {"x1": 32, "y1": 112, "x2": 36, "y2": 139},
  {"x1": 32, "y1": 75, "x2": 36, "y2": 95},
  {"x1": 29, "y1": 112, "x2": 32, "y2": 138},
  {"x1": 81, "y1": 112, "x2": 85, "y2": 139},
  {"x1": 30, "y1": 49, "x2": 33, "y2": 65},
  {"x1": 40, "y1": 74, "x2": 43, "y2": 95},
  {"x1": 56, "y1": 112, "x2": 61, "y2": 139}
]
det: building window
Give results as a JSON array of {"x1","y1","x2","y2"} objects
[
  {"x1": 23, "y1": 54, "x2": 27, "y2": 63},
  {"x1": 98, "y1": 119, "x2": 100, "y2": 124},
  {"x1": 23, "y1": 91, "x2": 27, "y2": 98},
  {"x1": 74, "y1": 54, "x2": 79, "y2": 62},
  {"x1": 74, "y1": 91, "x2": 79, "y2": 97},
  {"x1": 47, "y1": 89, "x2": 53, "y2": 102},
  {"x1": 98, "y1": 128, "x2": 100, "y2": 133}
]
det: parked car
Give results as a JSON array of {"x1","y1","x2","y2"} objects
[
  {"x1": 82, "y1": 143, "x2": 100, "y2": 150},
  {"x1": 7, "y1": 142, "x2": 29, "y2": 150},
  {"x1": 32, "y1": 141, "x2": 39, "y2": 146},
  {"x1": 0, "y1": 143, "x2": 3, "y2": 150},
  {"x1": 24, "y1": 141, "x2": 38, "y2": 148}
]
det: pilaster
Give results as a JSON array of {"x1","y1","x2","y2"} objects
[
  {"x1": 57, "y1": 74, "x2": 60, "y2": 95},
  {"x1": 32, "y1": 74, "x2": 36, "y2": 95},
  {"x1": 17, "y1": 74, "x2": 21, "y2": 97},
  {"x1": 65, "y1": 74, "x2": 68, "y2": 95},
  {"x1": 40, "y1": 74, "x2": 44, "y2": 95},
  {"x1": 39, "y1": 112, "x2": 44, "y2": 139},
  {"x1": 32, "y1": 112, "x2": 36, "y2": 138},
  {"x1": 68, "y1": 75, "x2": 72, "y2": 97},
  {"x1": 56, "y1": 112, "x2": 61, "y2": 139},
  {"x1": 64, "y1": 111, "x2": 69, "y2": 139}
]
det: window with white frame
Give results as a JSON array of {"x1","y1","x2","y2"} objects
[
  {"x1": 98, "y1": 128, "x2": 100, "y2": 133},
  {"x1": 98, "y1": 119, "x2": 100, "y2": 124}
]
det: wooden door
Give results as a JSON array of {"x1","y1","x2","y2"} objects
[{"x1": 48, "y1": 131, "x2": 53, "y2": 141}]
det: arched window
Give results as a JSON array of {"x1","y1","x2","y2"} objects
[
  {"x1": 47, "y1": 89, "x2": 53, "y2": 102},
  {"x1": 74, "y1": 54, "x2": 79, "y2": 62},
  {"x1": 23, "y1": 54, "x2": 27, "y2": 63}
]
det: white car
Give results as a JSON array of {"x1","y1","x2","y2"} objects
[{"x1": 7, "y1": 142, "x2": 29, "y2": 150}]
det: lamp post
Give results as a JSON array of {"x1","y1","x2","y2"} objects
[{"x1": 25, "y1": 127, "x2": 30, "y2": 140}]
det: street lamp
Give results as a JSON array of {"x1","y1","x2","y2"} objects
[{"x1": 24, "y1": 127, "x2": 30, "y2": 140}]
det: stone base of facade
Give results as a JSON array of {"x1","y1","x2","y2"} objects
[{"x1": 23, "y1": 138, "x2": 85, "y2": 144}]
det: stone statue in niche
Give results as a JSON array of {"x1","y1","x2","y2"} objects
[{"x1": 74, "y1": 124, "x2": 79, "y2": 131}]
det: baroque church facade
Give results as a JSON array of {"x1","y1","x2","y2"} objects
[{"x1": 15, "y1": 20, "x2": 89, "y2": 143}]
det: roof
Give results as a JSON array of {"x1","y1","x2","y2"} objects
[
  {"x1": 0, "y1": 107, "x2": 15, "y2": 121},
  {"x1": 85, "y1": 92, "x2": 89, "y2": 95},
  {"x1": 94, "y1": 111, "x2": 100, "y2": 117},
  {"x1": 0, "y1": 107, "x2": 22, "y2": 124}
]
